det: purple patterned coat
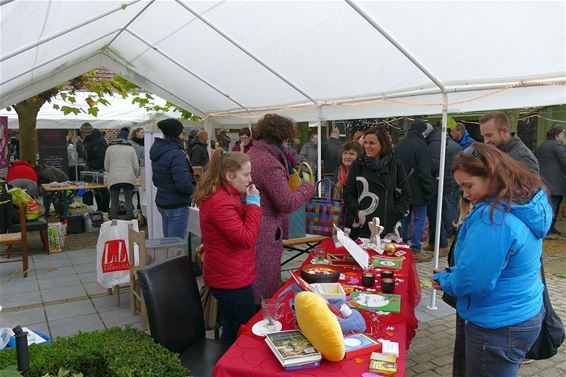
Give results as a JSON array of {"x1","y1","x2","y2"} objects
[{"x1": 247, "y1": 140, "x2": 314, "y2": 304}]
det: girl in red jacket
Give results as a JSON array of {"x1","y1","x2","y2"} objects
[{"x1": 194, "y1": 149, "x2": 262, "y2": 346}]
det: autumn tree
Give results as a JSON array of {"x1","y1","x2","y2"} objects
[{"x1": 13, "y1": 69, "x2": 198, "y2": 162}]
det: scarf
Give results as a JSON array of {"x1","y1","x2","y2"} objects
[
  {"x1": 131, "y1": 137, "x2": 144, "y2": 146},
  {"x1": 362, "y1": 153, "x2": 392, "y2": 172}
]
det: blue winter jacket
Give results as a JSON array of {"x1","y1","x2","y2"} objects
[
  {"x1": 458, "y1": 130, "x2": 476, "y2": 149},
  {"x1": 149, "y1": 137, "x2": 195, "y2": 209},
  {"x1": 434, "y1": 189, "x2": 551, "y2": 328}
]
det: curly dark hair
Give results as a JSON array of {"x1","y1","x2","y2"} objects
[{"x1": 253, "y1": 113, "x2": 296, "y2": 144}]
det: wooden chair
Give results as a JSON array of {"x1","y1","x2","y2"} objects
[
  {"x1": 0, "y1": 203, "x2": 29, "y2": 277},
  {"x1": 128, "y1": 224, "x2": 147, "y2": 330}
]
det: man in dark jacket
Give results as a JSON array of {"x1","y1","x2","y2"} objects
[
  {"x1": 189, "y1": 130, "x2": 210, "y2": 167},
  {"x1": 479, "y1": 111, "x2": 540, "y2": 173},
  {"x1": 150, "y1": 119, "x2": 195, "y2": 238},
  {"x1": 424, "y1": 126, "x2": 462, "y2": 255},
  {"x1": 535, "y1": 125, "x2": 566, "y2": 238},
  {"x1": 84, "y1": 128, "x2": 109, "y2": 212},
  {"x1": 395, "y1": 120, "x2": 434, "y2": 260},
  {"x1": 322, "y1": 128, "x2": 343, "y2": 174},
  {"x1": 36, "y1": 164, "x2": 69, "y2": 217}
]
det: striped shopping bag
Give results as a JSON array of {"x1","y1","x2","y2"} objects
[{"x1": 306, "y1": 179, "x2": 344, "y2": 236}]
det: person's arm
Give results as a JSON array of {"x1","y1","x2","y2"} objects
[
  {"x1": 170, "y1": 152, "x2": 195, "y2": 196},
  {"x1": 416, "y1": 147, "x2": 434, "y2": 202},
  {"x1": 434, "y1": 212, "x2": 514, "y2": 298},
  {"x1": 104, "y1": 151, "x2": 109, "y2": 174},
  {"x1": 554, "y1": 143, "x2": 566, "y2": 173},
  {"x1": 343, "y1": 160, "x2": 360, "y2": 229},
  {"x1": 392, "y1": 162, "x2": 411, "y2": 221},
  {"x1": 132, "y1": 149, "x2": 140, "y2": 177},
  {"x1": 261, "y1": 163, "x2": 314, "y2": 214},
  {"x1": 210, "y1": 186, "x2": 263, "y2": 249}
]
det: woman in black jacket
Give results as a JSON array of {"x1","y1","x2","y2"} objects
[{"x1": 344, "y1": 127, "x2": 411, "y2": 239}]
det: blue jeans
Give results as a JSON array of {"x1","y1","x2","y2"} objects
[
  {"x1": 465, "y1": 307, "x2": 544, "y2": 377},
  {"x1": 158, "y1": 206, "x2": 189, "y2": 239},
  {"x1": 210, "y1": 285, "x2": 255, "y2": 346},
  {"x1": 400, "y1": 205, "x2": 427, "y2": 251}
]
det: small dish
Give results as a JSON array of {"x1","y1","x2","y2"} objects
[{"x1": 251, "y1": 319, "x2": 282, "y2": 337}]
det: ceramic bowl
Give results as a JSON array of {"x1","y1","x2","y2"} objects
[{"x1": 300, "y1": 264, "x2": 340, "y2": 284}]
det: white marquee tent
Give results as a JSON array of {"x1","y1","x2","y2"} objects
[
  {"x1": 0, "y1": 92, "x2": 183, "y2": 129},
  {"x1": 2, "y1": 1, "x2": 565, "y2": 309}
]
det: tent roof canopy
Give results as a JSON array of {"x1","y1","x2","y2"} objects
[{"x1": 1, "y1": 1, "x2": 565, "y2": 125}]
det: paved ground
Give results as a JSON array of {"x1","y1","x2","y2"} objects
[{"x1": 1, "y1": 219, "x2": 565, "y2": 376}]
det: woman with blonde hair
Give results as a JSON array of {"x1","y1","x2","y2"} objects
[{"x1": 194, "y1": 149, "x2": 262, "y2": 346}]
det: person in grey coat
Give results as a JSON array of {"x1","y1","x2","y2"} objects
[
  {"x1": 479, "y1": 111, "x2": 540, "y2": 173},
  {"x1": 298, "y1": 132, "x2": 318, "y2": 176},
  {"x1": 535, "y1": 125, "x2": 566, "y2": 237},
  {"x1": 130, "y1": 127, "x2": 145, "y2": 167},
  {"x1": 104, "y1": 128, "x2": 139, "y2": 220}
]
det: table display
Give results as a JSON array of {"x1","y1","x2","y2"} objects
[{"x1": 212, "y1": 238, "x2": 420, "y2": 377}]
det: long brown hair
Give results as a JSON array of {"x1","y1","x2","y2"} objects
[
  {"x1": 451, "y1": 143, "x2": 548, "y2": 221},
  {"x1": 193, "y1": 148, "x2": 250, "y2": 205}
]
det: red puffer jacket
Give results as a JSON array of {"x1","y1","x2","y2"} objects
[{"x1": 200, "y1": 185, "x2": 262, "y2": 289}]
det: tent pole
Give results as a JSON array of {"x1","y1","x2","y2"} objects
[
  {"x1": 0, "y1": 0, "x2": 141, "y2": 63},
  {"x1": 427, "y1": 93, "x2": 449, "y2": 311},
  {"x1": 105, "y1": 0, "x2": 155, "y2": 48},
  {"x1": 101, "y1": 52, "x2": 207, "y2": 117},
  {"x1": 174, "y1": 0, "x2": 318, "y2": 105},
  {"x1": 1, "y1": 29, "x2": 121, "y2": 87},
  {"x1": 0, "y1": 0, "x2": 16, "y2": 7},
  {"x1": 123, "y1": 29, "x2": 249, "y2": 112}
]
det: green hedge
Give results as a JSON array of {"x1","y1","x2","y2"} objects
[{"x1": 0, "y1": 327, "x2": 189, "y2": 377}]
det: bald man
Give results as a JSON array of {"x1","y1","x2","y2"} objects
[{"x1": 189, "y1": 130, "x2": 210, "y2": 167}]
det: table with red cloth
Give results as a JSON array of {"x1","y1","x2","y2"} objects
[{"x1": 212, "y1": 238, "x2": 421, "y2": 377}]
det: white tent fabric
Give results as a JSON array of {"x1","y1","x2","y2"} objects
[
  {"x1": 1, "y1": 1, "x2": 564, "y2": 125},
  {"x1": 0, "y1": 92, "x2": 183, "y2": 129},
  {"x1": 1, "y1": 1, "x2": 565, "y2": 310}
]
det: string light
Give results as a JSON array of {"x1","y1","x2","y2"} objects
[{"x1": 202, "y1": 80, "x2": 566, "y2": 121}]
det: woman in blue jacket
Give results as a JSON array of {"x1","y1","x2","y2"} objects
[{"x1": 433, "y1": 143, "x2": 551, "y2": 377}]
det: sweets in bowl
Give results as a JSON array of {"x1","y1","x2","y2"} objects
[{"x1": 300, "y1": 264, "x2": 340, "y2": 284}]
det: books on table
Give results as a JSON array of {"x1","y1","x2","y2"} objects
[{"x1": 265, "y1": 330, "x2": 322, "y2": 368}]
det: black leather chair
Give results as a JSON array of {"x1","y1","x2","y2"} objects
[
  {"x1": 137, "y1": 255, "x2": 228, "y2": 376},
  {"x1": 8, "y1": 216, "x2": 48, "y2": 254}
]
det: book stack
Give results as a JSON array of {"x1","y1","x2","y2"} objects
[
  {"x1": 369, "y1": 352, "x2": 397, "y2": 376},
  {"x1": 265, "y1": 330, "x2": 322, "y2": 371}
]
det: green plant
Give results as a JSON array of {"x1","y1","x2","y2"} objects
[{"x1": 0, "y1": 328, "x2": 189, "y2": 377}]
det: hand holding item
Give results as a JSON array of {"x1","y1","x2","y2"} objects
[
  {"x1": 247, "y1": 184, "x2": 259, "y2": 196},
  {"x1": 431, "y1": 268, "x2": 444, "y2": 291}
]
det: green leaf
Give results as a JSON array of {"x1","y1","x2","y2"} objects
[
  {"x1": 60, "y1": 92, "x2": 67, "y2": 101},
  {"x1": 52, "y1": 104, "x2": 60, "y2": 110},
  {"x1": 87, "y1": 107, "x2": 99, "y2": 117},
  {"x1": 68, "y1": 96, "x2": 76, "y2": 104}
]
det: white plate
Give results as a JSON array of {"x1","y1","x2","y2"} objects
[{"x1": 252, "y1": 319, "x2": 282, "y2": 337}]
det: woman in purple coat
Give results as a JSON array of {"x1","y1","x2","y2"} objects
[{"x1": 248, "y1": 114, "x2": 314, "y2": 304}]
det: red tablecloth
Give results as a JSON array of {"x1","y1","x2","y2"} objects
[{"x1": 212, "y1": 239, "x2": 421, "y2": 377}]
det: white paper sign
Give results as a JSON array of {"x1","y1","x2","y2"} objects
[{"x1": 335, "y1": 225, "x2": 369, "y2": 269}]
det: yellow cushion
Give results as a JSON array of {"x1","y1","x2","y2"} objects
[{"x1": 295, "y1": 291, "x2": 345, "y2": 361}]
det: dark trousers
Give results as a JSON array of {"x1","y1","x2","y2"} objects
[
  {"x1": 550, "y1": 195, "x2": 563, "y2": 232},
  {"x1": 109, "y1": 183, "x2": 134, "y2": 220},
  {"x1": 94, "y1": 188, "x2": 110, "y2": 213},
  {"x1": 210, "y1": 285, "x2": 255, "y2": 346},
  {"x1": 453, "y1": 313, "x2": 466, "y2": 376},
  {"x1": 427, "y1": 191, "x2": 459, "y2": 248}
]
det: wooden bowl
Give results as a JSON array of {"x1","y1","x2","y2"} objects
[{"x1": 300, "y1": 264, "x2": 340, "y2": 284}]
